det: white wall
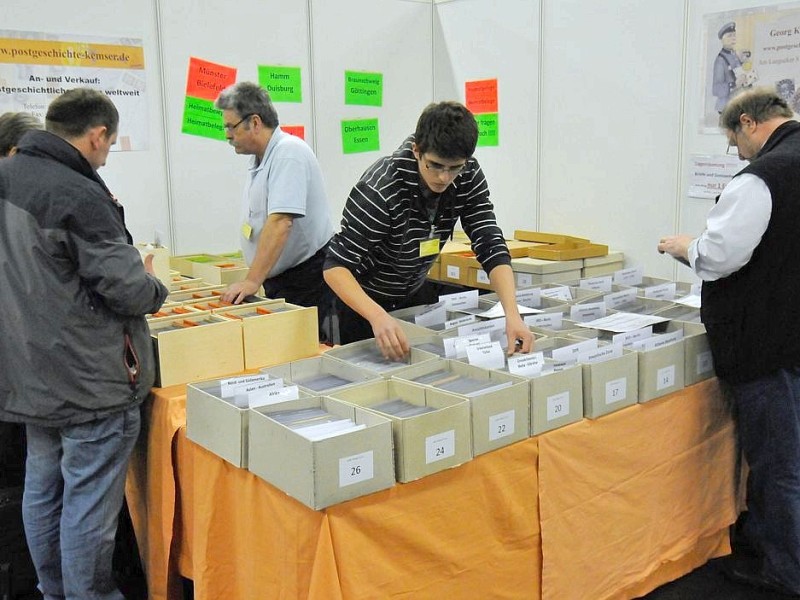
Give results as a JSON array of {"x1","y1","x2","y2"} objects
[
  {"x1": 0, "y1": 0, "x2": 171, "y2": 248},
  {"x1": 433, "y1": 0, "x2": 540, "y2": 238},
  {"x1": 4, "y1": 0, "x2": 792, "y2": 276}
]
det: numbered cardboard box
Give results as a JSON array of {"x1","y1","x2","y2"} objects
[
  {"x1": 187, "y1": 374, "x2": 310, "y2": 468},
  {"x1": 390, "y1": 359, "x2": 529, "y2": 456},
  {"x1": 325, "y1": 339, "x2": 440, "y2": 377},
  {"x1": 248, "y1": 396, "x2": 395, "y2": 509},
  {"x1": 329, "y1": 378, "x2": 471, "y2": 483},
  {"x1": 261, "y1": 355, "x2": 381, "y2": 395},
  {"x1": 509, "y1": 257, "x2": 583, "y2": 287}
]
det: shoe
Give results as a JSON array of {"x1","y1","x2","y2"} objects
[{"x1": 716, "y1": 554, "x2": 800, "y2": 597}]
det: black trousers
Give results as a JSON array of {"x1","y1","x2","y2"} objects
[{"x1": 262, "y1": 245, "x2": 333, "y2": 343}]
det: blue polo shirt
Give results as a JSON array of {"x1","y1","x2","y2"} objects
[{"x1": 241, "y1": 126, "x2": 333, "y2": 277}]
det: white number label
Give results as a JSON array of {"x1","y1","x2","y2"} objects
[
  {"x1": 605, "y1": 377, "x2": 627, "y2": 405},
  {"x1": 547, "y1": 392, "x2": 570, "y2": 421},
  {"x1": 339, "y1": 451, "x2": 374, "y2": 487},
  {"x1": 425, "y1": 430, "x2": 455, "y2": 464},
  {"x1": 657, "y1": 365, "x2": 676, "y2": 391},
  {"x1": 489, "y1": 410, "x2": 515, "y2": 441}
]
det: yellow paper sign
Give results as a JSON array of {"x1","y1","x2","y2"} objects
[{"x1": 241, "y1": 223, "x2": 253, "y2": 240}]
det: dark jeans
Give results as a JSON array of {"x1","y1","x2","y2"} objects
[
  {"x1": 263, "y1": 246, "x2": 333, "y2": 343},
  {"x1": 335, "y1": 280, "x2": 464, "y2": 345},
  {"x1": 728, "y1": 367, "x2": 800, "y2": 593}
]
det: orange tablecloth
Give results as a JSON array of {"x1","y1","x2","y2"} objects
[{"x1": 127, "y1": 377, "x2": 740, "y2": 600}]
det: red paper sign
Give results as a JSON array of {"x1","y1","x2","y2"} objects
[
  {"x1": 465, "y1": 79, "x2": 498, "y2": 114},
  {"x1": 185, "y1": 57, "x2": 237, "y2": 101},
  {"x1": 282, "y1": 125, "x2": 305, "y2": 140}
]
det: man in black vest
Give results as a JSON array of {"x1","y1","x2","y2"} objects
[{"x1": 658, "y1": 87, "x2": 800, "y2": 597}]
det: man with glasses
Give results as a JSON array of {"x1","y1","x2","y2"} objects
[
  {"x1": 324, "y1": 101, "x2": 533, "y2": 358},
  {"x1": 658, "y1": 87, "x2": 800, "y2": 597},
  {"x1": 215, "y1": 82, "x2": 334, "y2": 341}
]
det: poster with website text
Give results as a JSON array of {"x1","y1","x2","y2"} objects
[{"x1": 0, "y1": 30, "x2": 148, "y2": 150}]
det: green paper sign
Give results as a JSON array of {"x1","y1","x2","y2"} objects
[
  {"x1": 182, "y1": 96, "x2": 226, "y2": 141},
  {"x1": 341, "y1": 118, "x2": 380, "y2": 154},
  {"x1": 258, "y1": 65, "x2": 302, "y2": 103},
  {"x1": 344, "y1": 70, "x2": 383, "y2": 106},
  {"x1": 476, "y1": 113, "x2": 499, "y2": 147}
]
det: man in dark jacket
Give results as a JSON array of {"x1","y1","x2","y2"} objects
[
  {"x1": 0, "y1": 89, "x2": 168, "y2": 600},
  {"x1": 658, "y1": 87, "x2": 800, "y2": 597}
]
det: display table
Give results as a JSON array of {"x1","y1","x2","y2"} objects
[{"x1": 126, "y1": 377, "x2": 742, "y2": 600}]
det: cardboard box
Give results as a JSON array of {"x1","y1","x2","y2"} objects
[
  {"x1": 438, "y1": 252, "x2": 480, "y2": 286},
  {"x1": 213, "y1": 300, "x2": 319, "y2": 369},
  {"x1": 510, "y1": 257, "x2": 583, "y2": 287},
  {"x1": 497, "y1": 356, "x2": 583, "y2": 435},
  {"x1": 580, "y1": 252, "x2": 624, "y2": 278},
  {"x1": 623, "y1": 276, "x2": 693, "y2": 301},
  {"x1": 248, "y1": 397, "x2": 395, "y2": 509},
  {"x1": 260, "y1": 355, "x2": 381, "y2": 395},
  {"x1": 192, "y1": 260, "x2": 250, "y2": 285},
  {"x1": 390, "y1": 359, "x2": 530, "y2": 456},
  {"x1": 329, "y1": 378, "x2": 472, "y2": 482},
  {"x1": 390, "y1": 305, "x2": 477, "y2": 337},
  {"x1": 146, "y1": 305, "x2": 208, "y2": 321},
  {"x1": 166, "y1": 285, "x2": 227, "y2": 304},
  {"x1": 168, "y1": 276, "x2": 207, "y2": 293},
  {"x1": 427, "y1": 257, "x2": 442, "y2": 281},
  {"x1": 169, "y1": 253, "x2": 225, "y2": 277},
  {"x1": 325, "y1": 339, "x2": 440, "y2": 377},
  {"x1": 533, "y1": 335, "x2": 640, "y2": 419},
  {"x1": 528, "y1": 241, "x2": 608, "y2": 261},
  {"x1": 662, "y1": 320, "x2": 713, "y2": 385},
  {"x1": 186, "y1": 374, "x2": 310, "y2": 468},
  {"x1": 633, "y1": 333, "x2": 686, "y2": 403},
  {"x1": 149, "y1": 313, "x2": 244, "y2": 387},
  {"x1": 513, "y1": 231, "x2": 590, "y2": 245}
]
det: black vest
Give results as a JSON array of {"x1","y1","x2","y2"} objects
[{"x1": 701, "y1": 120, "x2": 800, "y2": 383}]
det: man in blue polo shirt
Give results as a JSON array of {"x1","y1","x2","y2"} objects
[{"x1": 216, "y1": 82, "x2": 334, "y2": 341}]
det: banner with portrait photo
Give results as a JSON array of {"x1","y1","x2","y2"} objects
[{"x1": 701, "y1": 3, "x2": 800, "y2": 132}]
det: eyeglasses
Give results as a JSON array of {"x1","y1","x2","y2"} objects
[
  {"x1": 422, "y1": 155, "x2": 466, "y2": 176},
  {"x1": 726, "y1": 130, "x2": 739, "y2": 155},
  {"x1": 223, "y1": 114, "x2": 255, "y2": 133}
]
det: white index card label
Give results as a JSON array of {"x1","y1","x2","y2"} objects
[
  {"x1": 547, "y1": 392, "x2": 570, "y2": 421},
  {"x1": 426, "y1": 430, "x2": 456, "y2": 464},
  {"x1": 516, "y1": 287, "x2": 541, "y2": 308},
  {"x1": 580, "y1": 276, "x2": 612, "y2": 292},
  {"x1": 525, "y1": 312, "x2": 562, "y2": 330},
  {"x1": 339, "y1": 450, "x2": 374, "y2": 487},
  {"x1": 489, "y1": 410, "x2": 516, "y2": 441},
  {"x1": 697, "y1": 351, "x2": 714, "y2": 374},
  {"x1": 440, "y1": 289, "x2": 479, "y2": 311},
  {"x1": 605, "y1": 377, "x2": 628, "y2": 405},
  {"x1": 446, "y1": 265, "x2": 461, "y2": 280},
  {"x1": 508, "y1": 352, "x2": 545, "y2": 377},
  {"x1": 644, "y1": 282, "x2": 677, "y2": 300},
  {"x1": 466, "y1": 341, "x2": 505, "y2": 370},
  {"x1": 541, "y1": 286, "x2": 572, "y2": 301},
  {"x1": 614, "y1": 266, "x2": 643, "y2": 286},
  {"x1": 414, "y1": 301, "x2": 447, "y2": 327},
  {"x1": 516, "y1": 272, "x2": 533, "y2": 287},
  {"x1": 476, "y1": 269, "x2": 490, "y2": 284},
  {"x1": 657, "y1": 365, "x2": 676, "y2": 391}
]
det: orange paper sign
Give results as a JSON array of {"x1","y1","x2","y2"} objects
[
  {"x1": 282, "y1": 125, "x2": 305, "y2": 140},
  {"x1": 185, "y1": 57, "x2": 237, "y2": 101},
  {"x1": 465, "y1": 79, "x2": 498, "y2": 114}
]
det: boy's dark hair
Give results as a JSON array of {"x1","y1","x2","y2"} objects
[
  {"x1": 414, "y1": 101, "x2": 478, "y2": 159},
  {"x1": 45, "y1": 88, "x2": 119, "y2": 139}
]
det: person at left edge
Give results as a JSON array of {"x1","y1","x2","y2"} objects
[
  {"x1": 215, "y1": 82, "x2": 335, "y2": 342},
  {"x1": 0, "y1": 88, "x2": 169, "y2": 600}
]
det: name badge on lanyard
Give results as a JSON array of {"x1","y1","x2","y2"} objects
[
  {"x1": 241, "y1": 223, "x2": 253, "y2": 240},
  {"x1": 419, "y1": 238, "x2": 439, "y2": 258}
]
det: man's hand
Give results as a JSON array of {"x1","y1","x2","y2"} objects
[
  {"x1": 505, "y1": 314, "x2": 534, "y2": 356},
  {"x1": 370, "y1": 312, "x2": 410, "y2": 361},
  {"x1": 657, "y1": 235, "x2": 693, "y2": 266},
  {"x1": 221, "y1": 279, "x2": 261, "y2": 304},
  {"x1": 143, "y1": 253, "x2": 156, "y2": 276}
]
